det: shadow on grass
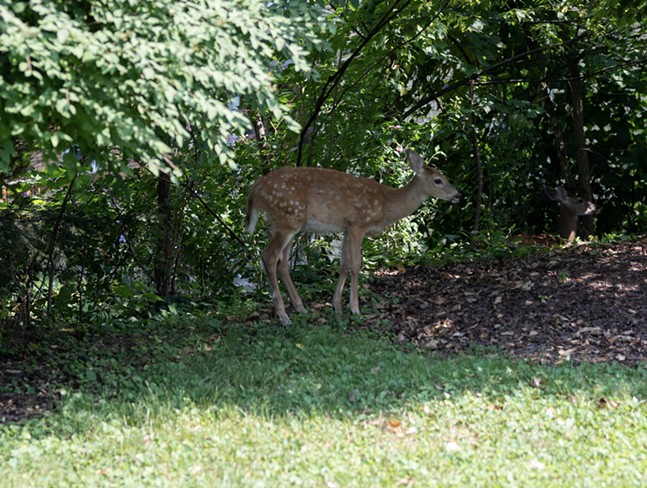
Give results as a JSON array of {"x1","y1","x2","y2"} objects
[{"x1": 3, "y1": 310, "x2": 646, "y2": 435}]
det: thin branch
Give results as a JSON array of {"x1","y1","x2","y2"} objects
[
  {"x1": 322, "y1": 0, "x2": 452, "y2": 122},
  {"x1": 46, "y1": 172, "x2": 78, "y2": 316},
  {"x1": 460, "y1": 57, "x2": 647, "y2": 87},
  {"x1": 183, "y1": 180, "x2": 249, "y2": 251}
]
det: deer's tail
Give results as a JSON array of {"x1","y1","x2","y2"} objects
[{"x1": 245, "y1": 192, "x2": 259, "y2": 235}]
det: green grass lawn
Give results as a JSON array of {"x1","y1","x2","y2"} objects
[{"x1": 1, "y1": 314, "x2": 646, "y2": 487}]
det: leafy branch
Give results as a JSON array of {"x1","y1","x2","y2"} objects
[
  {"x1": 402, "y1": 32, "x2": 589, "y2": 119},
  {"x1": 296, "y1": 0, "x2": 414, "y2": 166}
]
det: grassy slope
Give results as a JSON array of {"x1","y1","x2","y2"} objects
[{"x1": 1, "y1": 315, "x2": 646, "y2": 487}]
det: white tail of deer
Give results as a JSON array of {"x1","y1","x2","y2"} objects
[
  {"x1": 544, "y1": 185, "x2": 597, "y2": 241},
  {"x1": 246, "y1": 150, "x2": 461, "y2": 325}
]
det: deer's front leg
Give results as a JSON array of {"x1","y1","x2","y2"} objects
[
  {"x1": 333, "y1": 233, "x2": 350, "y2": 315},
  {"x1": 347, "y1": 228, "x2": 365, "y2": 315}
]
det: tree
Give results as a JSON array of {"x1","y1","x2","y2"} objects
[
  {"x1": 0, "y1": 0, "x2": 330, "y2": 321},
  {"x1": 0, "y1": 0, "x2": 326, "y2": 176}
]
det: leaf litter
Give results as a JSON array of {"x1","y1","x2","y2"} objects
[{"x1": 367, "y1": 238, "x2": 647, "y2": 365}]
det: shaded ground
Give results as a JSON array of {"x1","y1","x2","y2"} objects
[
  {"x1": 368, "y1": 238, "x2": 647, "y2": 364},
  {"x1": 2, "y1": 239, "x2": 646, "y2": 423},
  {"x1": 0, "y1": 359, "x2": 60, "y2": 423}
]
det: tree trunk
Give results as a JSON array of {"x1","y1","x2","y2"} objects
[
  {"x1": 154, "y1": 171, "x2": 174, "y2": 297},
  {"x1": 568, "y1": 56, "x2": 594, "y2": 237}
]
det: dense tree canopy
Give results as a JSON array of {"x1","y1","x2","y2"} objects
[
  {"x1": 0, "y1": 0, "x2": 326, "y2": 174},
  {"x1": 1, "y1": 0, "x2": 646, "y2": 328}
]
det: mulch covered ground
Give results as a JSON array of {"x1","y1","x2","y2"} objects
[{"x1": 368, "y1": 238, "x2": 647, "y2": 364}]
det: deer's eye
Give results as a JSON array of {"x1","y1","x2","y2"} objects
[{"x1": 434, "y1": 178, "x2": 443, "y2": 185}]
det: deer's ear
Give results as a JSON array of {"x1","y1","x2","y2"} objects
[
  {"x1": 406, "y1": 149, "x2": 425, "y2": 176},
  {"x1": 555, "y1": 186, "x2": 568, "y2": 200},
  {"x1": 544, "y1": 185, "x2": 567, "y2": 202}
]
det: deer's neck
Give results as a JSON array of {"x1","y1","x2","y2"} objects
[
  {"x1": 382, "y1": 176, "x2": 428, "y2": 226},
  {"x1": 558, "y1": 205, "x2": 578, "y2": 241}
]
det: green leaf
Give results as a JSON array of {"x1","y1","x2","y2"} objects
[{"x1": 113, "y1": 284, "x2": 134, "y2": 299}]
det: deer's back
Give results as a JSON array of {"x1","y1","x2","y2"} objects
[{"x1": 249, "y1": 167, "x2": 389, "y2": 234}]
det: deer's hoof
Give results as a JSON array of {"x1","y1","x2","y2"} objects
[{"x1": 278, "y1": 313, "x2": 291, "y2": 325}]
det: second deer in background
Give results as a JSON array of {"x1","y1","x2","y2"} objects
[
  {"x1": 544, "y1": 185, "x2": 597, "y2": 241},
  {"x1": 514, "y1": 185, "x2": 597, "y2": 246}
]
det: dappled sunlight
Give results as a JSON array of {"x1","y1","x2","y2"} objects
[{"x1": 2, "y1": 314, "x2": 647, "y2": 486}]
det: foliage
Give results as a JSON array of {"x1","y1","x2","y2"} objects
[
  {"x1": 1, "y1": 316, "x2": 647, "y2": 485},
  {"x1": 0, "y1": 0, "x2": 329, "y2": 327},
  {"x1": 1, "y1": 0, "x2": 647, "y2": 329},
  {"x1": 0, "y1": 0, "x2": 327, "y2": 175},
  {"x1": 289, "y1": 0, "x2": 647, "y2": 240}
]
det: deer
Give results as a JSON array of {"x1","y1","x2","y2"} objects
[
  {"x1": 544, "y1": 185, "x2": 597, "y2": 241},
  {"x1": 512, "y1": 185, "x2": 597, "y2": 246},
  {"x1": 246, "y1": 149, "x2": 461, "y2": 325}
]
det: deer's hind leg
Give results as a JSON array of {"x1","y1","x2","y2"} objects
[
  {"x1": 276, "y1": 236, "x2": 307, "y2": 314},
  {"x1": 262, "y1": 229, "x2": 299, "y2": 325},
  {"x1": 347, "y1": 227, "x2": 366, "y2": 315}
]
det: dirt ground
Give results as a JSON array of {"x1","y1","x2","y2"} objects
[
  {"x1": 368, "y1": 238, "x2": 647, "y2": 364},
  {"x1": 2, "y1": 238, "x2": 646, "y2": 423}
]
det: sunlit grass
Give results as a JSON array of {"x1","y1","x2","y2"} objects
[{"x1": 1, "y1": 316, "x2": 646, "y2": 486}]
